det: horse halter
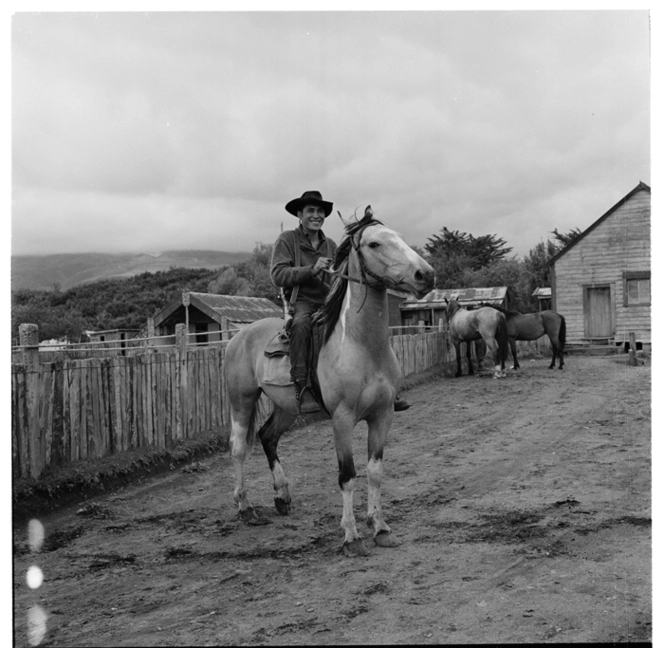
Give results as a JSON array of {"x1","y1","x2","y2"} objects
[{"x1": 324, "y1": 221, "x2": 398, "y2": 292}]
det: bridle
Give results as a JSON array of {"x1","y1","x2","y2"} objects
[{"x1": 323, "y1": 221, "x2": 399, "y2": 292}]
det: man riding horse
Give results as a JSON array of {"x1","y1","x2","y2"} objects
[{"x1": 270, "y1": 190, "x2": 411, "y2": 414}]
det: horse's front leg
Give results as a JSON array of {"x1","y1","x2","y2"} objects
[
  {"x1": 466, "y1": 342, "x2": 474, "y2": 375},
  {"x1": 366, "y1": 409, "x2": 401, "y2": 548},
  {"x1": 454, "y1": 342, "x2": 463, "y2": 377},
  {"x1": 332, "y1": 411, "x2": 370, "y2": 557}
]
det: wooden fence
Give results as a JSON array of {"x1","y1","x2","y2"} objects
[{"x1": 12, "y1": 324, "x2": 455, "y2": 480}]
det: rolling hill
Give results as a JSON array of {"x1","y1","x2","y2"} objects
[{"x1": 11, "y1": 250, "x2": 252, "y2": 292}]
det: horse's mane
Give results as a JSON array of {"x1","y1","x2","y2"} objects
[
  {"x1": 480, "y1": 302, "x2": 522, "y2": 318},
  {"x1": 317, "y1": 210, "x2": 383, "y2": 343}
]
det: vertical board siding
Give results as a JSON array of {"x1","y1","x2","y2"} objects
[{"x1": 13, "y1": 332, "x2": 453, "y2": 479}]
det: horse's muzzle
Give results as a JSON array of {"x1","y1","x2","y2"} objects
[{"x1": 411, "y1": 267, "x2": 435, "y2": 298}]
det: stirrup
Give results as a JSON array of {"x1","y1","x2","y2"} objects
[{"x1": 295, "y1": 384, "x2": 320, "y2": 414}]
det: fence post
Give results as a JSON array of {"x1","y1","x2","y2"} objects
[
  {"x1": 146, "y1": 317, "x2": 155, "y2": 351},
  {"x1": 18, "y1": 323, "x2": 41, "y2": 478},
  {"x1": 19, "y1": 323, "x2": 40, "y2": 368},
  {"x1": 175, "y1": 323, "x2": 188, "y2": 438},
  {"x1": 628, "y1": 332, "x2": 638, "y2": 366}
]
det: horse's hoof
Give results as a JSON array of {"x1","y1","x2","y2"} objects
[
  {"x1": 342, "y1": 539, "x2": 371, "y2": 557},
  {"x1": 274, "y1": 497, "x2": 291, "y2": 516},
  {"x1": 374, "y1": 531, "x2": 402, "y2": 548},
  {"x1": 239, "y1": 508, "x2": 270, "y2": 526}
]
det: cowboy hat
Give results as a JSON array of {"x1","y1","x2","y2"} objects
[{"x1": 285, "y1": 190, "x2": 333, "y2": 217}]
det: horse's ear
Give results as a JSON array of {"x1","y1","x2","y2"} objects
[
  {"x1": 364, "y1": 205, "x2": 373, "y2": 218},
  {"x1": 337, "y1": 210, "x2": 352, "y2": 228}
]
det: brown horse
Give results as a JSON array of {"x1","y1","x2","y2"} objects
[
  {"x1": 445, "y1": 299, "x2": 509, "y2": 378},
  {"x1": 223, "y1": 207, "x2": 434, "y2": 556},
  {"x1": 483, "y1": 304, "x2": 566, "y2": 370}
]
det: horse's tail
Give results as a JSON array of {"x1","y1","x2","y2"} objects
[
  {"x1": 558, "y1": 315, "x2": 567, "y2": 352},
  {"x1": 245, "y1": 401, "x2": 261, "y2": 449},
  {"x1": 496, "y1": 314, "x2": 510, "y2": 364}
]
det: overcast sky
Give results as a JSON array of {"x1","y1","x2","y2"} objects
[{"x1": 10, "y1": 9, "x2": 651, "y2": 259}]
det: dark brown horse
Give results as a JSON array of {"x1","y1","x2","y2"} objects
[
  {"x1": 223, "y1": 207, "x2": 435, "y2": 556},
  {"x1": 483, "y1": 304, "x2": 566, "y2": 370},
  {"x1": 445, "y1": 299, "x2": 509, "y2": 378}
]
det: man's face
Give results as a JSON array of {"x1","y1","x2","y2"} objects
[{"x1": 298, "y1": 204, "x2": 326, "y2": 235}]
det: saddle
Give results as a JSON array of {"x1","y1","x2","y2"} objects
[{"x1": 260, "y1": 318, "x2": 327, "y2": 411}]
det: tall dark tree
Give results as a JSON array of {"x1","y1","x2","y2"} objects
[
  {"x1": 523, "y1": 239, "x2": 558, "y2": 289},
  {"x1": 551, "y1": 227, "x2": 583, "y2": 248},
  {"x1": 424, "y1": 227, "x2": 512, "y2": 272},
  {"x1": 424, "y1": 227, "x2": 512, "y2": 288}
]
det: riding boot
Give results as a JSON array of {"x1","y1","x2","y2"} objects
[
  {"x1": 295, "y1": 382, "x2": 320, "y2": 414},
  {"x1": 394, "y1": 396, "x2": 411, "y2": 412}
]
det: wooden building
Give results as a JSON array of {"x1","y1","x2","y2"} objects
[
  {"x1": 386, "y1": 289, "x2": 411, "y2": 327},
  {"x1": 152, "y1": 291, "x2": 283, "y2": 343},
  {"x1": 400, "y1": 287, "x2": 508, "y2": 329},
  {"x1": 532, "y1": 287, "x2": 552, "y2": 311},
  {"x1": 548, "y1": 181, "x2": 651, "y2": 350},
  {"x1": 86, "y1": 328, "x2": 141, "y2": 343}
]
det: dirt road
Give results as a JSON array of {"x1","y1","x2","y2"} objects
[{"x1": 12, "y1": 354, "x2": 651, "y2": 646}]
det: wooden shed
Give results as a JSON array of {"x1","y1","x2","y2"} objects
[
  {"x1": 86, "y1": 328, "x2": 141, "y2": 343},
  {"x1": 400, "y1": 287, "x2": 508, "y2": 330},
  {"x1": 386, "y1": 289, "x2": 411, "y2": 327},
  {"x1": 152, "y1": 291, "x2": 283, "y2": 343},
  {"x1": 547, "y1": 181, "x2": 651, "y2": 350},
  {"x1": 532, "y1": 287, "x2": 552, "y2": 311}
]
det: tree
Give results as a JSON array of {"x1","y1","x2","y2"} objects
[
  {"x1": 424, "y1": 228, "x2": 513, "y2": 289},
  {"x1": 207, "y1": 267, "x2": 252, "y2": 296},
  {"x1": 551, "y1": 227, "x2": 583, "y2": 248},
  {"x1": 526, "y1": 238, "x2": 557, "y2": 280},
  {"x1": 464, "y1": 259, "x2": 535, "y2": 313},
  {"x1": 228, "y1": 242, "x2": 279, "y2": 302},
  {"x1": 424, "y1": 227, "x2": 512, "y2": 272}
]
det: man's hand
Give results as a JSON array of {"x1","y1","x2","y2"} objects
[{"x1": 313, "y1": 257, "x2": 332, "y2": 276}]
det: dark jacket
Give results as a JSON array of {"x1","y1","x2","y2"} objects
[{"x1": 270, "y1": 225, "x2": 338, "y2": 305}]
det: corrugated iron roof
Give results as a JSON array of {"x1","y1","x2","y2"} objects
[
  {"x1": 153, "y1": 291, "x2": 283, "y2": 327},
  {"x1": 400, "y1": 287, "x2": 507, "y2": 310},
  {"x1": 190, "y1": 292, "x2": 282, "y2": 323},
  {"x1": 532, "y1": 287, "x2": 551, "y2": 298}
]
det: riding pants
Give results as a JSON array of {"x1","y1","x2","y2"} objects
[{"x1": 289, "y1": 299, "x2": 321, "y2": 385}]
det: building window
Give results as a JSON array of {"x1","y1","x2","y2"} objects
[{"x1": 623, "y1": 271, "x2": 650, "y2": 306}]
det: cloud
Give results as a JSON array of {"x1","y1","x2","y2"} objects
[{"x1": 10, "y1": 10, "x2": 650, "y2": 258}]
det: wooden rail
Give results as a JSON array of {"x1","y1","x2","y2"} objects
[{"x1": 12, "y1": 324, "x2": 455, "y2": 479}]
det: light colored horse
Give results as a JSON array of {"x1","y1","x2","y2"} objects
[
  {"x1": 484, "y1": 305, "x2": 567, "y2": 370},
  {"x1": 445, "y1": 299, "x2": 509, "y2": 379},
  {"x1": 223, "y1": 207, "x2": 435, "y2": 556}
]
